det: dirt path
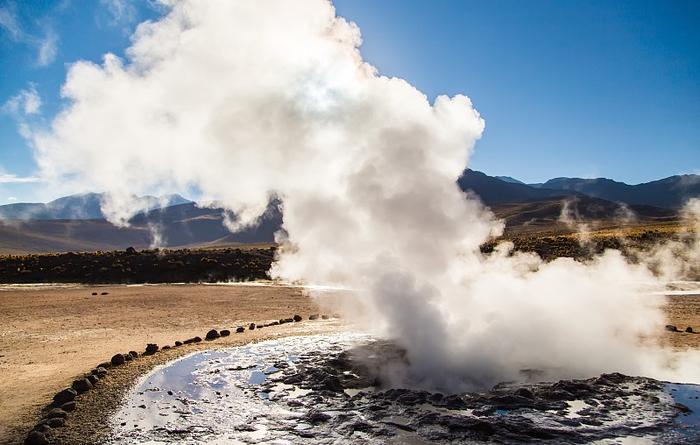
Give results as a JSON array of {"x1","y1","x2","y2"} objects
[{"x1": 0, "y1": 283, "x2": 330, "y2": 444}]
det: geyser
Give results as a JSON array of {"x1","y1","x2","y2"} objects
[{"x1": 29, "y1": 0, "x2": 699, "y2": 389}]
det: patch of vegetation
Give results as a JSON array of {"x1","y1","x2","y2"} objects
[{"x1": 0, "y1": 247, "x2": 274, "y2": 284}]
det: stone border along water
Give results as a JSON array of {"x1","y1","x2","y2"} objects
[{"x1": 22, "y1": 312, "x2": 335, "y2": 445}]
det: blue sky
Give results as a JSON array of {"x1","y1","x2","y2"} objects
[{"x1": 1, "y1": 0, "x2": 698, "y2": 204}]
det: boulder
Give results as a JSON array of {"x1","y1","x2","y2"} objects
[
  {"x1": 128, "y1": 351, "x2": 139, "y2": 358},
  {"x1": 124, "y1": 353, "x2": 133, "y2": 362},
  {"x1": 236, "y1": 327, "x2": 245, "y2": 333},
  {"x1": 46, "y1": 408, "x2": 68, "y2": 419},
  {"x1": 24, "y1": 431, "x2": 48, "y2": 445},
  {"x1": 111, "y1": 354, "x2": 126, "y2": 366},
  {"x1": 100, "y1": 292, "x2": 109, "y2": 295},
  {"x1": 145, "y1": 343, "x2": 159, "y2": 355},
  {"x1": 72, "y1": 378, "x2": 92, "y2": 393},
  {"x1": 249, "y1": 323, "x2": 256, "y2": 330},
  {"x1": 665, "y1": 324, "x2": 679, "y2": 332},
  {"x1": 45, "y1": 417, "x2": 65, "y2": 428},
  {"x1": 97, "y1": 361, "x2": 112, "y2": 369},
  {"x1": 193, "y1": 336, "x2": 202, "y2": 343},
  {"x1": 321, "y1": 315, "x2": 329, "y2": 320},
  {"x1": 183, "y1": 338, "x2": 195, "y2": 344},
  {"x1": 175, "y1": 341, "x2": 183, "y2": 346},
  {"x1": 686, "y1": 326, "x2": 695, "y2": 333},
  {"x1": 162, "y1": 345, "x2": 171, "y2": 350},
  {"x1": 60, "y1": 401, "x2": 76, "y2": 412},
  {"x1": 53, "y1": 388, "x2": 77, "y2": 405},
  {"x1": 95, "y1": 367, "x2": 108, "y2": 377},
  {"x1": 206, "y1": 329, "x2": 221, "y2": 340},
  {"x1": 309, "y1": 314, "x2": 320, "y2": 320},
  {"x1": 91, "y1": 292, "x2": 98, "y2": 296},
  {"x1": 220, "y1": 329, "x2": 230, "y2": 337},
  {"x1": 293, "y1": 315, "x2": 302, "y2": 322},
  {"x1": 85, "y1": 374, "x2": 98, "y2": 385},
  {"x1": 270, "y1": 321, "x2": 279, "y2": 326},
  {"x1": 33, "y1": 423, "x2": 51, "y2": 433}
]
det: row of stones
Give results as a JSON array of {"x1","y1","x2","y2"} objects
[
  {"x1": 24, "y1": 313, "x2": 332, "y2": 445},
  {"x1": 665, "y1": 324, "x2": 696, "y2": 333}
]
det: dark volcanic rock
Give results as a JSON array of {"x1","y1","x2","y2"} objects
[
  {"x1": 236, "y1": 327, "x2": 245, "y2": 333},
  {"x1": 665, "y1": 324, "x2": 679, "y2": 332},
  {"x1": 309, "y1": 314, "x2": 319, "y2": 320},
  {"x1": 220, "y1": 329, "x2": 230, "y2": 337},
  {"x1": 24, "y1": 431, "x2": 48, "y2": 445},
  {"x1": 206, "y1": 329, "x2": 220, "y2": 340},
  {"x1": 111, "y1": 353, "x2": 126, "y2": 366},
  {"x1": 293, "y1": 314, "x2": 302, "y2": 322},
  {"x1": 46, "y1": 408, "x2": 68, "y2": 419},
  {"x1": 193, "y1": 336, "x2": 202, "y2": 343},
  {"x1": 53, "y1": 388, "x2": 77, "y2": 405},
  {"x1": 128, "y1": 350, "x2": 139, "y2": 358},
  {"x1": 60, "y1": 401, "x2": 76, "y2": 412},
  {"x1": 321, "y1": 314, "x2": 329, "y2": 319},
  {"x1": 72, "y1": 378, "x2": 93, "y2": 393},
  {"x1": 145, "y1": 343, "x2": 159, "y2": 355},
  {"x1": 45, "y1": 417, "x2": 65, "y2": 428},
  {"x1": 175, "y1": 341, "x2": 183, "y2": 346},
  {"x1": 249, "y1": 323, "x2": 256, "y2": 330},
  {"x1": 686, "y1": 326, "x2": 695, "y2": 333},
  {"x1": 85, "y1": 374, "x2": 98, "y2": 385}
]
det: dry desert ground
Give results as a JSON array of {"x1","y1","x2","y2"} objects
[{"x1": 0, "y1": 284, "x2": 698, "y2": 444}]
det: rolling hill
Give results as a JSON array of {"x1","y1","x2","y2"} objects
[
  {"x1": 0, "y1": 170, "x2": 694, "y2": 254},
  {"x1": 530, "y1": 174, "x2": 700, "y2": 209}
]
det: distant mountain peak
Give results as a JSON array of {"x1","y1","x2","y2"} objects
[{"x1": 495, "y1": 176, "x2": 525, "y2": 185}]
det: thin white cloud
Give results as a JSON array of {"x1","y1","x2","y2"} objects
[
  {"x1": 0, "y1": 5, "x2": 22, "y2": 40},
  {"x1": 36, "y1": 28, "x2": 58, "y2": 66},
  {"x1": 100, "y1": 0, "x2": 137, "y2": 27},
  {"x1": 2, "y1": 85, "x2": 42, "y2": 116},
  {"x1": 0, "y1": 174, "x2": 41, "y2": 184},
  {"x1": 0, "y1": 4, "x2": 59, "y2": 67}
]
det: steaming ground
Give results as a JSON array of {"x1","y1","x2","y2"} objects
[{"x1": 24, "y1": 0, "x2": 700, "y2": 390}]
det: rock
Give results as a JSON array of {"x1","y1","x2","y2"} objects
[
  {"x1": 85, "y1": 374, "x2": 98, "y2": 385},
  {"x1": 124, "y1": 353, "x2": 133, "y2": 361},
  {"x1": 236, "y1": 327, "x2": 245, "y2": 333},
  {"x1": 193, "y1": 336, "x2": 202, "y2": 343},
  {"x1": 279, "y1": 319, "x2": 286, "y2": 324},
  {"x1": 24, "y1": 431, "x2": 48, "y2": 445},
  {"x1": 162, "y1": 345, "x2": 171, "y2": 350},
  {"x1": 686, "y1": 326, "x2": 695, "y2": 333},
  {"x1": 72, "y1": 378, "x2": 93, "y2": 393},
  {"x1": 284, "y1": 318, "x2": 294, "y2": 323},
  {"x1": 183, "y1": 338, "x2": 195, "y2": 344},
  {"x1": 97, "y1": 361, "x2": 112, "y2": 369},
  {"x1": 309, "y1": 314, "x2": 320, "y2": 320},
  {"x1": 100, "y1": 292, "x2": 109, "y2": 295},
  {"x1": 665, "y1": 324, "x2": 679, "y2": 332},
  {"x1": 175, "y1": 341, "x2": 183, "y2": 346},
  {"x1": 60, "y1": 401, "x2": 76, "y2": 412},
  {"x1": 111, "y1": 353, "x2": 126, "y2": 366},
  {"x1": 128, "y1": 351, "x2": 139, "y2": 358},
  {"x1": 145, "y1": 343, "x2": 159, "y2": 355},
  {"x1": 95, "y1": 366, "x2": 108, "y2": 377},
  {"x1": 270, "y1": 321, "x2": 279, "y2": 325},
  {"x1": 91, "y1": 292, "x2": 98, "y2": 296},
  {"x1": 46, "y1": 408, "x2": 68, "y2": 419},
  {"x1": 206, "y1": 329, "x2": 221, "y2": 340},
  {"x1": 125, "y1": 246, "x2": 137, "y2": 254},
  {"x1": 46, "y1": 417, "x2": 65, "y2": 428},
  {"x1": 53, "y1": 388, "x2": 77, "y2": 405},
  {"x1": 249, "y1": 323, "x2": 256, "y2": 330},
  {"x1": 33, "y1": 423, "x2": 51, "y2": 433},
  {"x1": 674, "y1": 402, "x2": 692, "y2": 414},
  {"x1": 306, "y1": 411, "x2": 331, "y2": 424},
  {"x1": 220, "y1": 329, "x2": 230, "y2": 337},
  {"x1": 293, "y1": 315, "x2": 302, "y2": 322}
]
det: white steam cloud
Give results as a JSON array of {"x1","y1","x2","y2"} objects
[{"x1": 30, "y1": 0, "x2": 699, "y2": 389}]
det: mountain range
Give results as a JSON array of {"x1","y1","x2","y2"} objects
[{"x1": 0, "y1": 171, "x2": 696, "y2": 254}]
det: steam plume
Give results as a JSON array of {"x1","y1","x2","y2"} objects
[{"x1": 30, "y1": 0, "x2": 699, "y2": 389}]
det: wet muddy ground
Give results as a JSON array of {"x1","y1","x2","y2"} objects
[{"x1": 109, "y1": 334, "x2": 700, "y2": 444}]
